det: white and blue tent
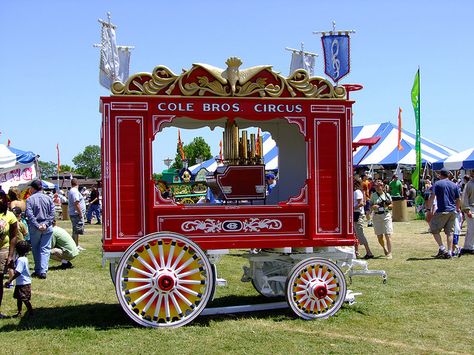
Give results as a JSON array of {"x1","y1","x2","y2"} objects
[
  {"x1": 352, "y1": 122, "x2": 457, "y2": 166},
  {"x1": 189, "y1": 122, "x2": 457, "y2": 173},
  {"x1": 0, "y1": 143, "x2": 38, "y2": 192},
  {"x1": 432, "y1": 148, "x2": 474, "y2": 170},
  {"x1": 189, "y1": 132, "x2": 278, "y2": 174}
]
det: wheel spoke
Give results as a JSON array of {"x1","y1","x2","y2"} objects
[
  {"x1": 178, "y1": 279, "x2": 205, "y2": 285},
  {"x1": 166, "y1": 241, "x2": 176, "y2": 268},
  {"x1": 169, "y1": 293, "x2": 183, "y2": 317},
  {"x1": 131, "y1": 288, "x2": 155, "y2": 308},
  {"x1": 134, "y1": 254, "x2": 156, "y2": 274},
  {"x1": 158, "y1": 241, "x2": 166, "y2": 268},
  {"x1": 153, "y1": 293, "x2": 164, "y2": 321},
  {"x1": 123, "y1": 277, "x2": 150, "y2": 283},
  {"x1": 141, "y1": 291, "x2": 159, "y2": 316},
  {"x1": 128, "y1": 266, "x2": 153, "y2": 278},
  {"x1": 170, "y1": 248, "x2": 186, "y2": 270},
  {"x1": 173, "y1": 289, "x2": 193, "y2": 307},
  {"x1": 125, "y1": 283, "x2": 152, "y2": 295},
  {"x1": 175, "y1": 256, "x2": 197, "y2": 274},
  {"x1": 146, "y1": 244, "x2": 160, "y2": 270},
  {"x1": 176, "y1": 284, "x2": 200, "y2": 297},
  {"x1": 164, "y1": 294, "x2": 171, "y2": 321},
  {"x1": 177, "y1": 267, "x2": 202, "y2": 279}
]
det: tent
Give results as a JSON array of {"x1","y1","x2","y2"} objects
[
  {"x1": 189, "y1": 132, "x2": 278, "y2": 174},
  {"x1": 189, "y1": 122, "x2": 457, "y2": 173},
  {"x1": 432, "y1": 148, "x2": 474, "y2": 170},
  {"x1": 0, "y1": 144, "x2": 38, "y2": 192},
  {"x1": 352, "y1": 122, "x2": 457, "y2": 166}
]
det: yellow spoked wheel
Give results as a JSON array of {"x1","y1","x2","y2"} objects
[
  {"x1": 115, "y1": 232, "x2": 214, "y2": 328},
  {"x1": 286, "y1": 258, "x2": 346, "y2": 320}
]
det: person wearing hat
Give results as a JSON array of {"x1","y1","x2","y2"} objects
[
  {"x1": 461, "y1": 169, "x2": 474, "y2": 255},
  {"x1": 425, "y1": 168, "x2": 461, "y2": 259},
  {"x1": 266, "y1": 173, "x2": 276, "y2": 195},
  {"x1": 25, "y1": 179, "x2": 55, "y2": 279}
]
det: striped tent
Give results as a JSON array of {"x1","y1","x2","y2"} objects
[
  {"x1": 432, "y1": 148, "x2": 474, "y2": 170},
  {"x1": 353, "y1": 122, "x2": 457, "y2": 166},
  {"x1": 189, "y1": 132, "x2": 278, "y2": 174}
]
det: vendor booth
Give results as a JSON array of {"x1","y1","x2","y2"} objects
[{"x1": 0, "y1": 143, "x2": 38, "y2": 192}]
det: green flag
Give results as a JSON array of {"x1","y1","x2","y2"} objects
[{"x1": 411, "y1": 69, "x2": 421, "y2": 190}]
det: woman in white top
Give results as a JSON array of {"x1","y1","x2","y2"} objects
[{"x1": 353, "y1": 179, "x2": 374, "y2": 259}]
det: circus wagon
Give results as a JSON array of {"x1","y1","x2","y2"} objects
[{"x1": 100, "y1": 57, "x2": 384, "y2": 328}]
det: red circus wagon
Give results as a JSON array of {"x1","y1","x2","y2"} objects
[{"x1": 100, "y1": 57, "x2": 384, "y2": 328}]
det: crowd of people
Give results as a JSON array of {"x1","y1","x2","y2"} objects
[
  {"x1": 0, "y1": 178, "x2": 101, "y2": 318},
  {"x1": 353, "y1": 168, "x2": 474, "y2": 260}
]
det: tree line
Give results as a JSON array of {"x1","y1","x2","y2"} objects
[{"x1": 38, "y1": 145, "x2": 101, "y2": 179}]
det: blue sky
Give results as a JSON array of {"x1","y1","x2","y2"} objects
[{"x1": 1, "y1": 1, "x2": 473, "y2": 172}]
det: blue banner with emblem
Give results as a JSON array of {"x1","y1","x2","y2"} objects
[{"x1": 321, "y1": 34, "x2": 350, "y2": 83}]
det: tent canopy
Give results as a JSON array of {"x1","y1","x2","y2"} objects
[
  {"x1": 353, "y1": 122, "x2": 457, "y2": 166},
  {"x1": 188, "y1": 122, "x2": 458, "y2": 173},
  {"x1": 432, "y1": 148, "x2": 474, "y2": 170},
  {"x1": 0, "y1": 144, "x2": 37, "y2": 172}
]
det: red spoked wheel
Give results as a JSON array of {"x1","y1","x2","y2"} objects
[
  {"x1": 286, "y1": 257, "x2": 346, "y2": 320},
  {"x1": 115, "y1": 232, "x2": 214, "y2": 328}
]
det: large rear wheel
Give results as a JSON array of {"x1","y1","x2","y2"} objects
[
  {"x1": 115, "y1": 232, "x2": 214, "y2": 328},
  {"x1": 286, "y1": 257, "x2": 346, "y2": 319}
]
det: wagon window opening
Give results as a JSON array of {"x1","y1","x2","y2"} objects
[{"x1": 152, "y1": 118, "x2": 306, "y2": 206}]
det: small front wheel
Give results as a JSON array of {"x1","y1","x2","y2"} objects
[{"x1": 286, "y1": 257, "x2": 346, "y2": 319}]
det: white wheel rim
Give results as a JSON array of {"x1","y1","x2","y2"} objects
[
  {"x1": 115, "y1": 232, "x2": 213, "y2": 328},
  {"x1": 286, "y1": 258, "x2": 346, "y2": 319}
]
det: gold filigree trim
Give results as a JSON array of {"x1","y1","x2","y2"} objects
[{"x1": 112, "y1": 57, "x2": 346, "y2": 99}]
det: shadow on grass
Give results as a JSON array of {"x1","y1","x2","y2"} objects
[
  {"x1": 0, "y1": 295, "x2": 365, "y2": 331},
  {"x1": 406, "y1": 257, "x2": 444, "y2": 261},
  {"x1": 0, "y1": 303, "x2": 132, "y2": 332}
]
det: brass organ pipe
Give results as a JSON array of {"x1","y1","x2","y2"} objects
[
  {"x1": 242, "y1": 130, "x2": 248, "y2": 161},
  {"x1": 233, "y1": 123, "x2": 239, "y2": 163},
  {"x1": 250, "y1": 133, "x2": 256, "y2": 160}
]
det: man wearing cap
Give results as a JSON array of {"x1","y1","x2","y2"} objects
[
  {"x1": 461, "y1": 169, "x2": 474, "y2": 255},
  {"x1": 25, "y1": 179, "x2": 55, "y2": 278},
  {"x1": 425, "y1": 168, "x2": 461, "y2": 259},
  {"x1": 266, "y1": 173, "x2": 276, "y2": 195}
]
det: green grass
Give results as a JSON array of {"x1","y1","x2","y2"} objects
[{"x1": 0, "y1": 216, "x2": 473, "y2": 354}]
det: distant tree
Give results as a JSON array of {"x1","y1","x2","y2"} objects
[
  {"x1": 72, "y1": 145, "x2": 101, "y2": 178},
  {"x1": 171, "y1": 137, "x2": 212, "y2": 169},
  {"x1": 38, "y1": 160, "x2": 56, "y2": 178},
  {"x1": 59, "y1": 164, "x2": 74, "y2": 173}
]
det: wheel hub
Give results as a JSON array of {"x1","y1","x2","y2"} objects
[
  {"x1": 155, "y1": 271, "x2": 176, "y2": 292},
  {"x1": 309, "y1": 279, "x2": 328, "y2": 299}
]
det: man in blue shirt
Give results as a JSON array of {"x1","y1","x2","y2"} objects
[
  {"x1": 425, "y1": 168, "x2": 461, "y2": 258},
  {"x1": 25, "y1": 179, "x2": 55, "y2": 278}
]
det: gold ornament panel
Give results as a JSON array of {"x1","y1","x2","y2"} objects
[{"x1": 112, "y1": 57, "x2": 346, "y2": 99}]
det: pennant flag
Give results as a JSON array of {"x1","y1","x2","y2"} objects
[
  {"x1": 321, "y1": 34, "x2": 350, "y2": 83},
  {"x1": 178, "y1": 129, "x2": 185, "y2": 160},
  {"x1": 56, "y1": 143, "x2": 61, "y2": 174},
  {"x1": 7, "y1": 139, "x2": 11, "y2": 147},
  {"x1": 117, "y1": 47, "x2": 131, "y2": 83},
  {"x1": 219, "y1": 140, "x2": 223, "y2": 161},
  {"x1": 290, "y1": 52, "x2": 315, "y2": 76},
  {"x1": 397, "y1": 107, "x2": 403, "y2": 151},
  {"x1": 411, "y1": 69, "x2": 421, "y2": 190},
  {"x1": 99, "y1": 22, "x2": 120, "y2": 89}
]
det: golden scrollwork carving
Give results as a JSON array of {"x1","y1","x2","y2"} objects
[{"x1": 111, "y1": 57, "x2": 346, "y2": 99}]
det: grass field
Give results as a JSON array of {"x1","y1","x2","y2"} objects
[{"x1": 0, "y1": 216, "x2": 473, "y2": 354}]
